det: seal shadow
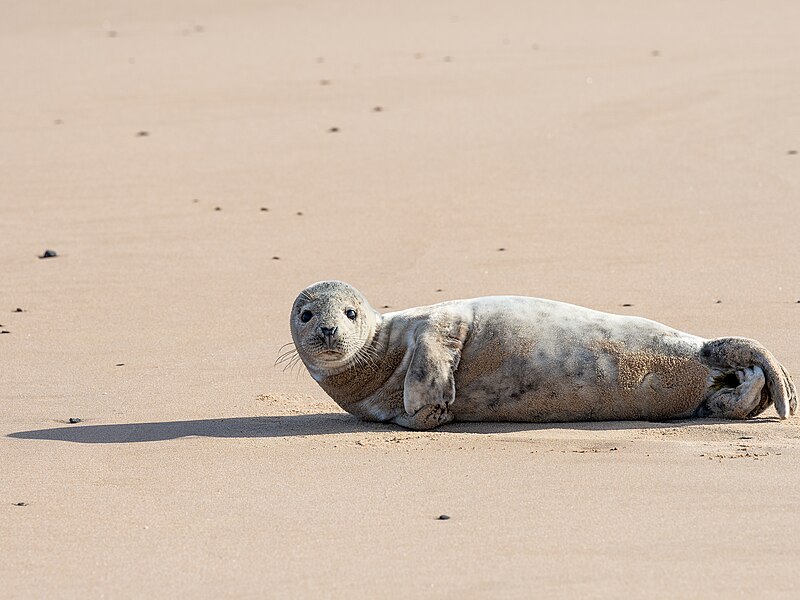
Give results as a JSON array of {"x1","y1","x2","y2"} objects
[{"x1": 7, "y1": 414, "x2": 780, "y2": 444}]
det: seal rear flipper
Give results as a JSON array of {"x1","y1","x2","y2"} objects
[{"x1": 698, "y1": 337, "x2": 796, "y2": 419}]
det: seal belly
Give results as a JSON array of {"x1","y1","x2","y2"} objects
[{"x1": 451, "y1": 299, "x2": 708, "y2": 422}]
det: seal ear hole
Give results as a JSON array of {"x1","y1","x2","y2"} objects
[
  {"x1": 345, "y1": 309, "x2": 357, "y2": 321},
  {"x1": 300, "y1": 310, "x2": 313, "y2": 323}
]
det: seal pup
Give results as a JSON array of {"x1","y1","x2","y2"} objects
[{"x1": 288, "y1": 280, "x2": 796, "y2": 430}]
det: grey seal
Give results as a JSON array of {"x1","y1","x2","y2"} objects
[{"x1": 286, "y1": 281, "x2": 796, "y2": 430}]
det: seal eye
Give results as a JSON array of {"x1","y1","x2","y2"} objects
[
  {"x1": 300, "y1": 310, "x2": 313, "y2": 323},
  {"x1": 345, "y1": 309, "x2": 357, "y2": 321}
]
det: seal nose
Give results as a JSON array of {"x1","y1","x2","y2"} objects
[{"x1": 320, "y1": 326, "x2": 337, "y2": 339}]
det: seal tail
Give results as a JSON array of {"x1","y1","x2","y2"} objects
[{"x1": 699, "y1": 337, "x2": 796, "y2": 419}]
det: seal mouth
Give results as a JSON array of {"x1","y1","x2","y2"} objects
[{"x1": 314, "y1": 349, "x2": 346, "y2": 362}]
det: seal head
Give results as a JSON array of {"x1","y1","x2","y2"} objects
[{"x1": 290, "y1": 280, "x2": 380, "y2": 377}]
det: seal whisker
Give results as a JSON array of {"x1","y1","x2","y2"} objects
[
  {"x1": 274, "y1": 350, "x2": 299, "y2": 366},
  {"x1": 282, "y1": 355, "x2": 302, "y2": 373}
]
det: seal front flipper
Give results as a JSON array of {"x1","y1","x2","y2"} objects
[
  {"x1": 394, "y1": 404, "x2": 454, "y2": 430},
  {"x1": 400, "y1": 320, "x2": 467, "y2": 429}
]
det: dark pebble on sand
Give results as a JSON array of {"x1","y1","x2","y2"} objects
[
  {"x1": 1, "y1": 330, "x2": 9, "y2": 334},
  {"x1": 260, "y1": 207, "x2": 269, "y2": 212},
  {"x1": 622, "y1": 303, "x2": 632, "y2": 307},
  {"x1": 788, "y1": 150, "x2": 798, "y2": 155},
  {"x1": 136, "y1": 131, "x2": 149, "y2": 137},
  {"x1": 437, "y1": 514, "x2": 450, "y2": 520},
  {"x1": 296, "y1": 211, "x2": 303, "y2": 216},
  {"x1": 214, "y1": 207, "x2": 221, "y2": 211},
  {"x1": 68, "y1": 418, "x2": 82, "y2": 424},
  {"x1": 14, "y1": 308, "x2": 24, "y2": 312},
  {"x1": 115, "y1": 363, "x2": 125, "y2": 367},
  {"x1": 715, "y1": 300, "x2": 722, "y2": 304},
  {"x1": 14, "y1": 502, "x2": 28, "y2": 507},
  {"x1": 796, "y1": 300, "x2": 800, "y2": 304},
  {"x1": 373, "y1": 106, "x2": 383, "y2": 112},
  {"x1": 39, "y1": 249, "x2": 58, "y2": 259},
  {"x1": 328, "y1": 127, "x2": 339, "y2": 133},
  {"x1": 382, "y1": 305, "x2": 390, "y2": 309},
  {"x1": 498, "y1": 247, "x2": 506, "y2": 251},
  {"x1": 436, "y1": 289, "x2": 443, "y2": 292},
  {"x1": 272, "y1": 256, "x2": 280, "y2": 260}
]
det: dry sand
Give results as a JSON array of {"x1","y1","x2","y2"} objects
[{"x1": 2, "y1": 0, "x2": 800, "y2": 597}]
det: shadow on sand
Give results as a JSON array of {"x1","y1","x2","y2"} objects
[{"x1": 7, "y1": 413, "x2": 774, "y2": 444}]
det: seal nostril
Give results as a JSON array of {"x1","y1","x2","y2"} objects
[{"x1": 320, "y1": 326, "x2": 337, "y2": 337}]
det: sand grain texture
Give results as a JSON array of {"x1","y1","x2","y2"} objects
[{"x1": 2, "y1": 1, "x2": 800, "y2": 598}]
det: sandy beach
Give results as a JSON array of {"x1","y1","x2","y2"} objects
[{"x1": 2, "y1": 1, "x2": 800, "y2": 597}]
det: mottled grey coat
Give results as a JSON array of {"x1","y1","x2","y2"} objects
[{"x1": 290, "y1": 281, "x2": 796, "y2": 430}]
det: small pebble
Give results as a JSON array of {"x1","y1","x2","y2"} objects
[
  {"x1": 115, "y1": 363, "x2": 125, "y2": 367},
  {"x1": 68, "y1": 418, "x2": 82, "y2": 424},
  {"x1": 39, "y1": 249, "x2": 58, "y2": 259},
  {"x1": 328, "y1": 127, "x2": 339, "y2": 133},
  {"x1": 214, "y1": 206, "x2": 222, "y2": 211},
  {"x1": 382, "y1": 305, "x2": 390, "y2": 309},
  {"x1": 622, "y1": 303, "x2": 633, "y2": 307},
  {"x1": 437, "y1": 514, "x2": 450, "y2": 520},
  {"x1": 14, "y1": 308, "x2": 24, "y2": 312},
  {"x1": 436, "y1": 289, "x2": 443, "y2": 292},
  {"x1": 0, "y1": 330, "x2": 9, "y2": 334},
  {"x1": 715, "y1": 300, "x2": 722, "y2": 304},
  {"x1": 272, "y1": 256, "x2": 280, "y2": 260},
  {"x1": 14, "y1": 502, "x2": 28, "y2": 507},
  {"x1": 373, "y1": 106, "x2": 383, "y2": 112},
  {"x1": 788, "y1": 150, "x2": 797, "y2": 155},
  {"x1": 260, "y1": 207, "x2": 269, "y2": 212},
  {"x1": 136, "y1": 131, "x2": 149, "y2": 137},
  {"x1": 296, "y1": 211, "x2": 303, "y2": 216},
  {"x1": 498, "y1": 247, "x2": 506, "y2": 251},
  {"x1": 192, "y1": 199, "x2": 199, "y2": 203}
]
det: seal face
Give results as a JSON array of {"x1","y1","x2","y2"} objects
[
  {"x1": 290, "y1": 280, "x2": 380, "y2": 377},
  {"x1": 288, "y1": 281, "x2": 797, "y2": 430}
]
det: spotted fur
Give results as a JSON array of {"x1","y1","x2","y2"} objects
[{"x1": 290, "y1": 281, "x2": 796, "y2": 430}]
